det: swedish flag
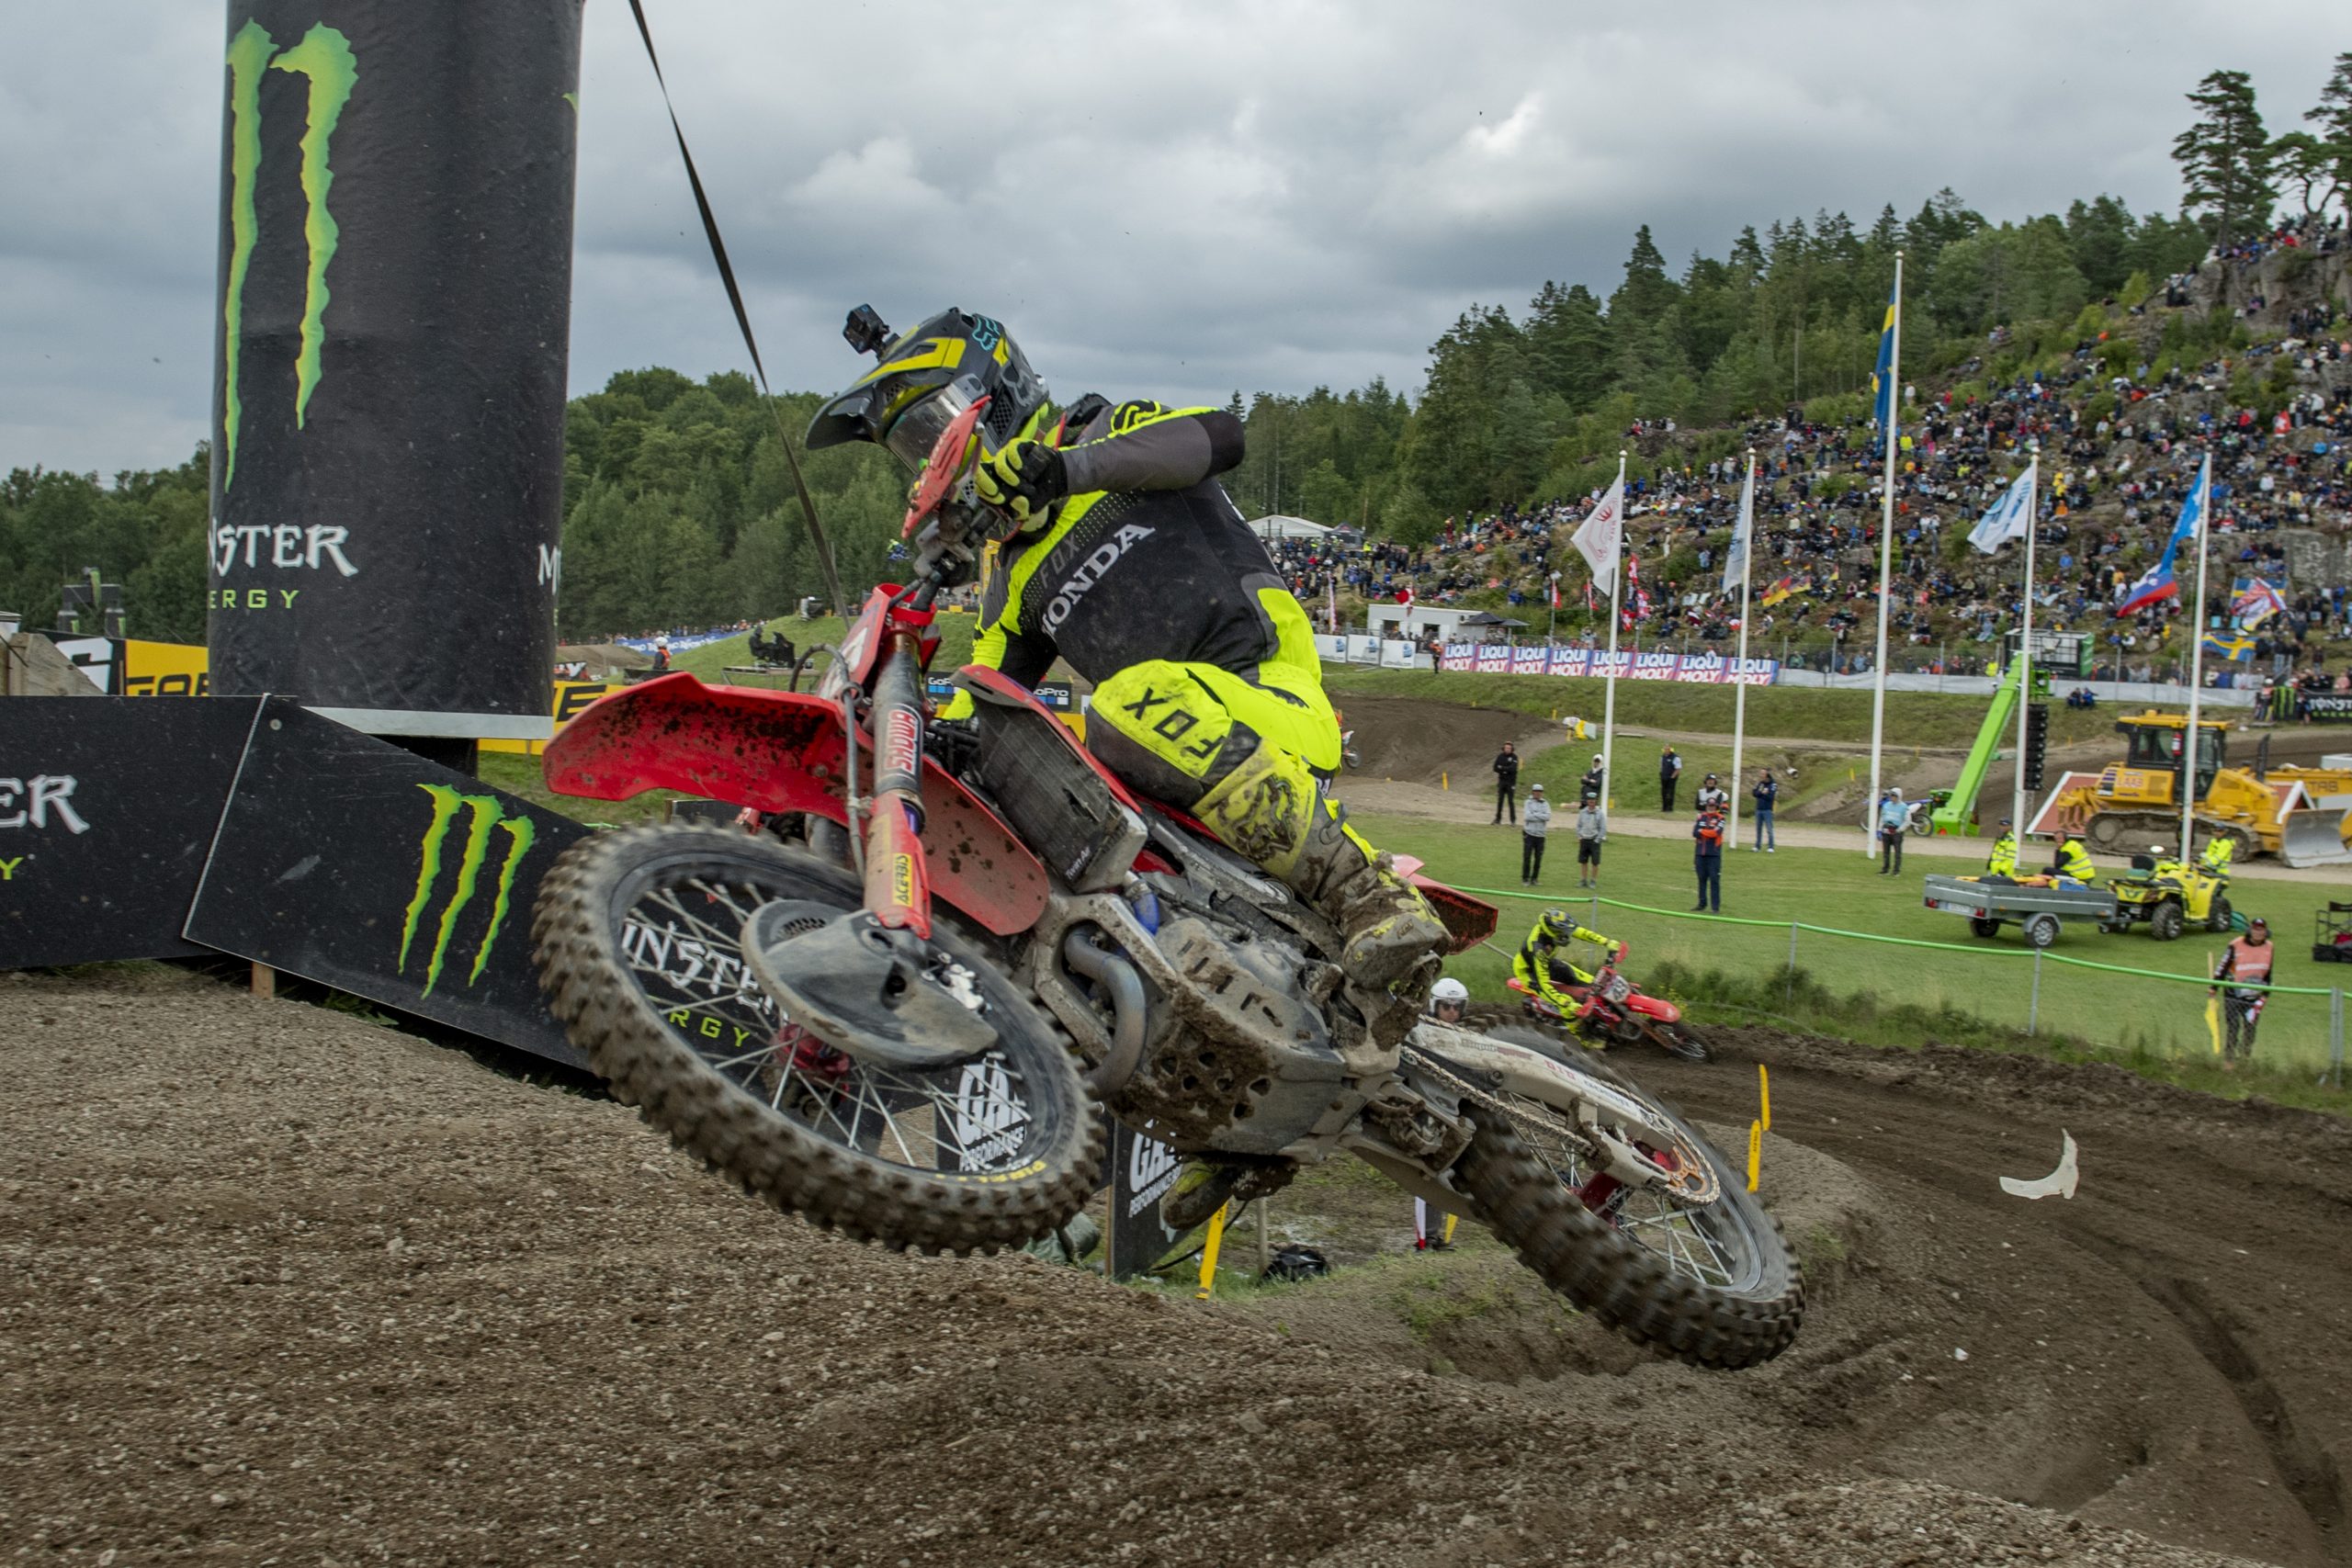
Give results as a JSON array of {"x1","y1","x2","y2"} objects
[{"x1": 1869, "y1": 274, "x2": 1899, "y2": 450}]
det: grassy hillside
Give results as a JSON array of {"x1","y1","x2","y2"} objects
[{"x1": 1321, "y1": 665, "x2": 2120, "y2": 750}]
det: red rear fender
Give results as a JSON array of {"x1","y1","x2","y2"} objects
[
  {"x1": 1411, "y1": 874, "x2": 1498, "y2": 954},
  {"x1": 542, "y1": 672, "x2": 1048, "y2": 936}
]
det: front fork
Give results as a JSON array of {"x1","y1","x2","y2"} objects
[{"x1": 863, "y1": 621, "x2": 935, "y2": 941}]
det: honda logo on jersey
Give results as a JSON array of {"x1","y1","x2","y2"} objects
[{"x1": 1041, "y1": 524, "x2": 1155, "y2": 634}]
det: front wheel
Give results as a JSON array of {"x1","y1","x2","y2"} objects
[
  {"x1": 1643, "y1": 1018, "x2": 1711, "y2": 1062},
  {"x1": 530, "y1": 826, "x2": 1102, "y2": 1255},
  {"x1": 2150, "y1": 900, "x2": 2184, "y2": 942},
  {"x1": 1451, "y1": 1052, "x2": 1801, "y2": 1369}
]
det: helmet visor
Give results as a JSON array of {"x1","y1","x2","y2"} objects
[{"x1": 883, "y1": 374, "x2": 988, "y2": 471}]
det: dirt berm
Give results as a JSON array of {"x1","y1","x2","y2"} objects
[{"x1": 5, "y1": 965, "x2": 2345, "y2": 1566}]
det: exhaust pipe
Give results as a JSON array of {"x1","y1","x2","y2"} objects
[{"x1": 1063, "y1": 929, "x2": 1146, "y2": 1098}]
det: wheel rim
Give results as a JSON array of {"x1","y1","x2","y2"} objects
[
  {"x1": 1480, "y1": 1082, "x2": 1768, "y2": 1293},
  {"x1": 616, "y1": 869, "x2": 1058, "y2": 1178}
]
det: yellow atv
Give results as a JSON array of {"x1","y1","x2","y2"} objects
[{"x1": 2099, "y1": 852, "x2": 2236, "y2": 942}]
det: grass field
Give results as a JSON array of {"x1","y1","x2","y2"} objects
[{"x1": 1351, "y1": 808, "x2": 2349, "y2": 1089}]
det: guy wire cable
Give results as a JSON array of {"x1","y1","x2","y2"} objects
[{"x1": 626, "y1": 0, "x2": 846, "y2": 619}]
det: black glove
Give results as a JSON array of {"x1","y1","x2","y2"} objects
[{"x1": 974, "y1": 437, "x2": 1069, "y2": 527}]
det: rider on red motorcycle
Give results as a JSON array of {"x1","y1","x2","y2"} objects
[
  {"x1": 803, "y1": 310, "x2": 1449, "y2": 1219},
  {"x1": 1512, "y1": 907, "x2": 1621, "y2": 1018}
]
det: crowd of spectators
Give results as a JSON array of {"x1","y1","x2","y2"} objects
[{"x1": 1285, "y1": 234, "x2": 2352, "y2": 699}]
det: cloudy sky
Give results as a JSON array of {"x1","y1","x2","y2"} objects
[{"x1": 2, "y1": 2, "x2": 2338, "y2": 477}]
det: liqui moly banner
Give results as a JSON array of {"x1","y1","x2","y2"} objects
[
  {"x1": 1382, "y1": 640, "x2": 1778, "y2": 685},
  {"x1": 1633, "y1": 651, "x2": 1680, "y2": 681}
]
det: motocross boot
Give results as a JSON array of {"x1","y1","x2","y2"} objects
[
  {"x1": 1193, "y1": 746, "x2": 1450, "y2": 1003},
  {"x1": 1161, "y1": 1155, "x2": 1295, "y2": 1232}
]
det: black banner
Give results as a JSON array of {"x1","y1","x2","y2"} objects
[
  {"x1": 2301, "y1": 693, "x2": 2352, "y2": 723},
  {"x1": 1107, "y1": 1123, "x2": 1191, "y2": 1280},
  {"x1": 184, "y1": 700, "x2": 586, "y2": 1064},
  {"x1": 0, "y1": 698, "x2": 263, "y2": 968},
  {"x1": 209, "y1": 2, "x2": 583, "y2": 738}
]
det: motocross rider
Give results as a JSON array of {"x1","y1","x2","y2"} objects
[
  {"x1": 1513, "y1": 907, "x2": 1622, "y2": 1024},
  {"x1": 802, "y1": 307, "x2": 1449, "y2": 1224}
]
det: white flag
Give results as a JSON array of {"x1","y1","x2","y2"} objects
[
  {"x1": 1968, "y1": 462, "x2": 2037, "y2": 555},
  {"x1": 1572, "y1": 475, "x2": 1626, "y2": 596},
  {"x1": 1721, "y1": 464, "x2": 1755, "y2": 593}
]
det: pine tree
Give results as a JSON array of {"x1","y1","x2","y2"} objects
[
  {"x1": 2292, "y1": 51, "x2": 2352, "y2": 219},
  {"x1": 1610, "y1": 225, "x2": 1679, "y2": 325},
  {"x1": 2172, "y1": 69, "x2": 2275, "y2": 250}
]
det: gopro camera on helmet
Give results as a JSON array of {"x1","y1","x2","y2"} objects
[{"x1": 842, "y1": 304, "x2": 892, "y2": 359}]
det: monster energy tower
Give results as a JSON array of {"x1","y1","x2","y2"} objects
[{"x1": 208, "y1": 1, "x2": 584, "y2": 765}]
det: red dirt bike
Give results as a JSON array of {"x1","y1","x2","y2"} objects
[
  {"x1": 1508, "y1": 943, "x2": 1711, "y2": 1062},
  {"x1": 526, "y1": 395, "x2": 1797, "y2": 1368}
]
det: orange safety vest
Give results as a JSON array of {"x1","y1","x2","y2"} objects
[{"x1": 2221, "y1": 936, "x2": 2273, "y2": 986}]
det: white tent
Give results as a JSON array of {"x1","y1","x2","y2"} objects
[{"x1": 1250, "y1": 514, "x2": 1333, "y2": 541}]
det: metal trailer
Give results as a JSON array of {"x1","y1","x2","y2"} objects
[{"x1": 1922, "y1": 874, "x2": 2118, "y2": 950}]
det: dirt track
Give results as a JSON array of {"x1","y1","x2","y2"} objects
[{"x1": 5, "y1": 965, "x2": 2346, "y2": 1565}]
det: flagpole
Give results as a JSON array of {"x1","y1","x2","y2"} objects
[
  {"x1": 2010, "y1": 446, "x2": 2040, "y2": 839},
  {"x1": 1729, "y1": 450, "x2": 1756, "y2": 850},
  {"x1": 1547, "y1": 570, "x2": 1559, "y2": 645},
  {"x1": 1865, "y1": 252, "x2": 1904, "y2": 857},
  {"x1": 1600, "y1": 451, "x2": 1627, "y2": 815},
  {"x1": 2179, "y1": 454, "x2": 2213, "y2": 861}
]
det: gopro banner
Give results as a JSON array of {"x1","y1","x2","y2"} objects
[
  {"x1": 184, "y1": 699, "x2": 588, "y2": 1064},
  {"x1": 208, "y1": 1, "x2": 584, "y2": 739},
  {"x1": 0, "y1": 698, "x2": 264, "y2": 969}
]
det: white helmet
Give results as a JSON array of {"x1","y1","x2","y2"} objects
[{"x1": 1428, "y1": 977, "x2": 1469, "y2": 1013}]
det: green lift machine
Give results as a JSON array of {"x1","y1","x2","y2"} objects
[{"x1": 1927, "y1": 630, "x2": 2086, "y2": 838}]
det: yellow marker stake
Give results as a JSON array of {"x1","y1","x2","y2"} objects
[
  {"x1": 1196, "y1": 1203, "x2": 1228, "y2": 1299},
  {"x1": 1442, "y1": 1213, "x2": 1459, "y2": 1245},
  {"x1": 1758, "y1": 1064, "x2": 1771, "y2": 1132},
  {"x1": 1441, "y1": 771, "x2": 1449, "y2": 791},
  {"x1": 1747, "y1": 1120, "x2": 1763, "y2": 1192}
]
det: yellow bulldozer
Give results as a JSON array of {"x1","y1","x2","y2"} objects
[{"x1": 2049, "y1": 711, "x2": 2352, "y2": 867}]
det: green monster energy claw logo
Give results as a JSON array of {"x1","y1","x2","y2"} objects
[
  {"x1": 398, "y1": 784, "x2": 537, "y2": 997},
  {"x1": 221, "y1": 19, "x2": 358, "y2": 491}
]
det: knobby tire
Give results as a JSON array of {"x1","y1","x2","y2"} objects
[{"x1": 530, "y1": 826, "x2": 1102, "y2": 1255}]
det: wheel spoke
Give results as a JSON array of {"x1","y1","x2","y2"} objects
[{"x1": 612, "y1": 866, "x2": 1050, "y2": 1180}]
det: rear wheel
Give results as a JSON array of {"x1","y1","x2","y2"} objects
[
  {"x1": 2151, "y1": 900, "x2": 2184, "y2": 942},
  {"x1": 1969, "y1": 917, "x2": 2002, "y2": 940},
  {"x1": 2209, "y1": 896, "x2": 2233, "y2": 934},
  {"x1": 530, "y1": 826, "x2": 1102, "y2": 1254},
  {"x1": 1449, "y1": 1049, "x2": 1801, "y2": 1369},
  {"x1": 2021, "y1": 913, "x2": 2061, "y2": 950}
]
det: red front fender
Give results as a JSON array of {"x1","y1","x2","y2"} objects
[
  {"x1": 542, "y1": 672, "x2": 1049, "y2": 937},
  {"x1": 1624, "y1": 993, "x2": 1681, "y2": 1024}
]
